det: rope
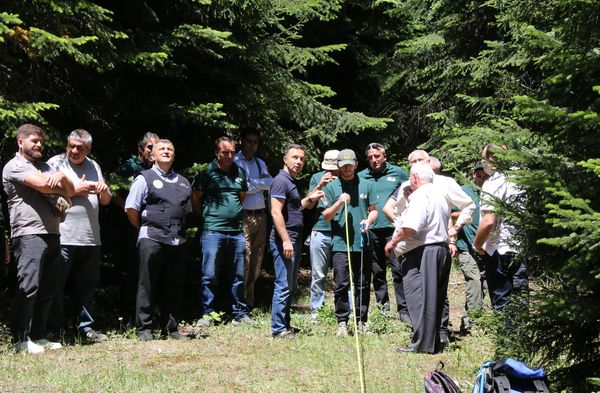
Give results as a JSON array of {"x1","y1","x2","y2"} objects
[{"x1": 344, "y1": 199, "x2": 366, "y2": 393}]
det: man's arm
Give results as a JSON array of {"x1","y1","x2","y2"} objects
[
  {"x1": 192, "y1": 190, "x2": 203, "y2": 215},
  {"x1": 473, "y1": 211, "x2": 496, "y2": 255},
  {"x1": 445, "y1": 177, "x2": 476, "y2": 234},
  {"x1": 301, "y1": 189, "x2": 324, "y2": 210},
  {"x1": 382, "y1": 196, "x2": 396, "y2": 223},
  {"x1": 23, "y1": 171, "x2": 74, "y2": 196},
  {"x1": 385, "y1": 226, "x2": 417, "y2": 255},
  {"x1": 361, "y1": 205, "x2": 378, "y2": 231},
  {"x1": 322, "y1": 193, "x2": 350, "y2": 221},
  {"x1": 126, "y1": 208, "x2": 140, "y2": 229},
  {"x1": 271, "y1": 197, "x2": 294, "y2": 259}
]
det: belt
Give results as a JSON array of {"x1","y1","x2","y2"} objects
[{"x1": 244, "y1": 208, "x2": 265, "y2": 214}]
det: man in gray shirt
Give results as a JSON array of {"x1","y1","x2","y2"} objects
[
  {"x1": 47, "y1": 129, "x2": 112, "y2": 343},
  {"x1": 2, "y1": 124, "x2": 74, "y2": 353}
]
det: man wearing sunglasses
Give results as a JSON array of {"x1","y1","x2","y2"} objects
[{"x1": 358, "y1": 142, "x2": 410, "y2": 324}]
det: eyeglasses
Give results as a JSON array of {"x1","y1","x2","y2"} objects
[{"x1": 367, "y1": 143, "x2": 384, "y2": 150}]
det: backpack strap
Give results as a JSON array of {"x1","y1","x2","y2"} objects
[{"x1": 494, "y1": 375, "x2": 511, "y2": 393}]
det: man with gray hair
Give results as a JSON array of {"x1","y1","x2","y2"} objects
[
  {"x1": 48, "y1": 129, "x2": 112, "y2": 343},
  {"x1": 385, "y1": 162, "x2": 451, "y2": 353},
  {"x1": 3, "y1": 124, "x2": 74, "y2": 353}
]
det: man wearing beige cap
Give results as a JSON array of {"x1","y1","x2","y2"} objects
[{"x1": 307, "y1": 150, "x2": 340, "y2": 319}]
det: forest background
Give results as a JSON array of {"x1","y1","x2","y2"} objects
[{"x1": 0, "y1": 1, "x2": 598, "y2": 391}]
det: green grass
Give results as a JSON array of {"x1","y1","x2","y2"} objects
[{"x1": 0, "y1": 265, "x2": 494, "y2": 392}]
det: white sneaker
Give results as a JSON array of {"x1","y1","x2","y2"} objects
[
  {"x1": 14, "y1": 338, "x2": 45, "y2": 354},
  {"x1": 33, "y1": 339, "x2": 63, "y2": 350}
]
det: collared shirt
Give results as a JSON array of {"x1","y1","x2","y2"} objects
[
  {"x1": 126, "y1": 165, "x2": 192, "y2": 245},
  {"x1": 192, "y1": 160, "x2": 247, "y2": 232},
  {"x1": 115, "y1": 154, "x2": 146, "y2": 180},
  {"x1": 395, "y1": 182, "x2": 450, "y2": 254},
  {"x1": 392, "y1": 174, "x2": 475, "y2": 227},
  {"x1": 309, "y1": 171, "x2": 331, "y2": 232},
  {"x1": 320, "y1": 176, "x2": 376, "y2": 252},
  {"x1": 269, "y1": 169, "x2": 303, "y2": 235},
  {"x1": 480, "y1": 171, "x2": 522, "y2": 255},
  {"x1": 358, "y1": 163, "x2": 408, "y2": 229},
  {"x1": 233, "y1": 151, "x2": 272, "y2": 210},
  {"x1": 2, "y1": 153, "x2": 60, "y2": 237},
  {"x1": 48, "y1": 153, "x2": 105, "y2": 246}
]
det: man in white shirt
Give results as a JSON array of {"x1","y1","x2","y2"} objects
[
  {"x1": 473, "y1": 144, "x2": 527, "y2": 310},
  {"x1": 385, "y1": 162, "x2": 451, "y2": 354},
  {"x1": 233, "y1": 129, "x2": 273, "y2": 308}
]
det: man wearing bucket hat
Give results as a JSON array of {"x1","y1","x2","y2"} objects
[
  {"x1": 307, "y1": 149, "x2": 340, "y2": 319},
  {"x1": 321, "y1": 149, "x2": 378, "y2": 336}
]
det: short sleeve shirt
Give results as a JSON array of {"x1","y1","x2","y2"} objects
[
  {"x1": 2, "y1": 153, "x2": 60, "y2": 237},
  {"x1": 320, "y1": 176, "x2": 376, "y2": 252},
  {"x1": 455, "y1": 183, "x2": 480, "y2": 251},
  {"x1": 269, "y1": 169, "x2": 303, "y2": 236},
  {"x1": 47, "y1": 154, "x2": 104, "y2": 246},
  {"x1": 192, "y1": 161, "x2": 247, "y2": 232},
  {"x1": 358, "y1": 163, "x2": 408, "y2": 229}
]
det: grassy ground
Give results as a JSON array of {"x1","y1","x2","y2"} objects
[{"x1": 0, "y1": 264, "x2": 494, "y2": 392}]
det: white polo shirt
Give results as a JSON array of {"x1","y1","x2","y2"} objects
[
  {"x1": 395, "y1": 182, "x2": 450, "y2": 254},
  {"x1": 480, "y1": 171, "x2": 522, "y2": 255}
]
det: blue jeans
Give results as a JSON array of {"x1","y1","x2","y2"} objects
[
  {"x1": 50, "y1": 245, "x2": 101, "y2": 332},
  {"x1": 309, "y1": 230, "x2": 333, "y2": 312},
  {"x1": 201, "y1": 231, "x2": 248, "y2": 318},
  {"x1": 270, "y1": 233, "x2": 302, "y2": 334}
]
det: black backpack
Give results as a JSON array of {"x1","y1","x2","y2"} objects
[
  {"x1": 425, "y1": 361, "x2": 463, "y2": 393},
  {"x1": 472, "y1": 358, "x2": 550, "y2": 393}
]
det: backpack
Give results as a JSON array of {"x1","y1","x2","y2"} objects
[
  {"x1": 425, "y1": 361, "x2": 463, "y2": 393},
  {"x1": 472, "y1": 358, "x2": 550, "y2": 393}
]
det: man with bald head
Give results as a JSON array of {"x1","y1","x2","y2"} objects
[{"x1": 126, "y1": 139, "x2": 192, "y2": 341}]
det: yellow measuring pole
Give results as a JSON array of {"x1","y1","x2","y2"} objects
[{"x1": 344, "y1": 200, "x2": 366, "y2": 393}]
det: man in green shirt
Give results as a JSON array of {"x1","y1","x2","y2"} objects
[
  {"x1": 321, "y1": 149, "x2": 378, "y2": 336},
  {"x1": 358, "y1": 142, "x2": 409, "y2": 323},
  {"x1": 192, "y1": 136, "x2": 251, "y2": 326}
]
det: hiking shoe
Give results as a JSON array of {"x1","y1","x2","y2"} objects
[
  {"x1": 195, "y1": 317, "x2": 212, "y2": 327},
  {"x1": 336, "y1": 321, "x2": 349, "y2": 337},
  {"x1": 272, "y1": 330, "x2": 296, "y2": 339},
  {"x1": 84, "y1": 328, "x2": 108, "y2": 343},
  {"x1": 356, "y1": 321, "x2": 368, "y2": 335},
  {"x1": 231, "y1": 316, "x2": 254, "y2": 326},
  {"x1": 138, "y1": 330, "x2": 153, "y2": 342},
  {"x1": 399, "y1": 311, "x2": 412, "y2": 326},
  {"x1": 167, "y1": 331, "x2": 188, "y2": 340},
  {"x1": 440, "y1": 331, "x2": 450, "y2": 345},
  {"x1": 33, "y1": 339, "x2": 62, "y2": 350},
  {"x1": 14, "y1": 339, "x2": 45, "y2": 354}
]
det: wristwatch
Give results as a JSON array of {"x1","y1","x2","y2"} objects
[{"x1": 453, "y1": 224, "x2": 462, "y2": 232}]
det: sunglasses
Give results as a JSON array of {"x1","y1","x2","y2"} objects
[{"x1": 367, "y1": 142, "x2": 384, "y2": 150}]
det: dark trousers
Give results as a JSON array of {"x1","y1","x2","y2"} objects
[
  {"x1": 402, "y1": 243, "x2": 451, "y2": 354},
  {"x1": 483, "y1": 251, "x2": 528, "y2": 310},
  {"x1": 332, "y1": 251, "x2": 371, "y2": 323},
  {"x1": 370, "y1": 227, "x2": 407, "y2": 314},
  {"x1": 136, "y1": 238, "x2": 186, "y2": 332},
  {"x1": 11, "y1": 234, "x2": 61, "y2": 342}
]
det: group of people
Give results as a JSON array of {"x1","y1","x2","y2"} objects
[{"x1": 1, "y1": 123, "x2": 528, "y2": 355}]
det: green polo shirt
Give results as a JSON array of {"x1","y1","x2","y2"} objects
[
  {"x1": 456, "y1": 182, "x2": 480, "y2": 251},
  {"x1": 358, "y1": 163, "x2": 407, "y2": 229},
  {"x1": 321, "y1": 176, "x2": 376, "y2": 252},
  {"x1": 115, "y1": 154, "x2": 146, "y2": 179},
  {"x1": 192, "y1": 160, "x2": 248, "y2": 232},
  {"x1": 309, "y1": 171, "x2": 331, "y2": 232}
]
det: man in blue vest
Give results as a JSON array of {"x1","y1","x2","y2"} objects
[{"x1": 125, "y1": 139, "x2": 192, "y2": 341}]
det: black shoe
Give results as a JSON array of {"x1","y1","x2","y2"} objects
[
  {"x1": 399, "y1": 311, "x2": 412, "y2": 326},
  {"x1": 440, "y1": 331, "x2": 450, "y2": 345},
  {"x1": 138, "y1": 330, "x2": 153, "y2": 342},
  {"x1": 272, "y1": 330, "x2": 296, "y2": 339},
  {"x1": 396, "y1": 345, "x2": 416, "y2": 353}
]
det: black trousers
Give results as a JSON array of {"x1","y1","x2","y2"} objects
[
  {"x1": 332, "y1": 251, "x2": 371, "y2": 323},
  {"x1": 369, "y1": 227, "x2": 407, "y2": 313},
  {"x1": 483, "y1": 251, "x2": 528, "y2": 310},
  {"x1": 11, "y1": 234, "x2": 61, "y2": 342},
  {"x1": 402, "y1": 243, "x2": 451, "y2": 353},
  {"x1": 136, "y1": 238, "x2": 186, "y2": 332}
]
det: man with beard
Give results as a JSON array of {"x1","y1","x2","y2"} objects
[{"x1": 3, "y1": 124, "x2": 74, "y2": 353}]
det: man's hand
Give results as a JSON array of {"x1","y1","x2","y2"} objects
[
  {"x1": 309, "y1": 189, "x2": 325, "y2": 201},
  {"x1": 96, "y1": 180, "x2": 110, "y2": 195},
  {"x1": 449, "y1": 243, "x2": 458, "y2": 257},
  {"x1": 46, "y1": 172, "x2": 66, "y2": 188},
  {"x1": 282, "y1": 239, "x2": 294, "y2": 260},
  {"x1": 474, "y1": 246, "x2": 486, "y2": 256},
  {"x1": 318, "y1": 172, "x2": 335, "y2": 189},
  {"x1": 360, "y1": 219, "x2": 369, "y2": 232},
  {"x1": 384, "y1": 239, "x2": 397, "y2": 256},
  {"x1": 338, "y1": 193, "x2": 350, "y2": 205}
]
